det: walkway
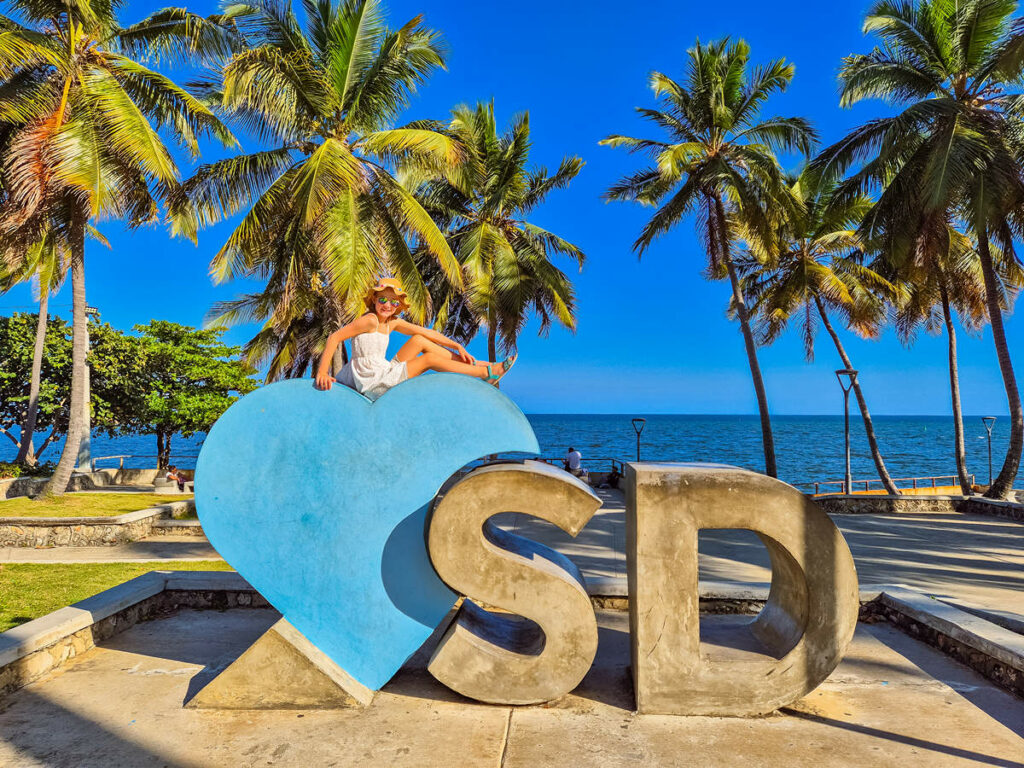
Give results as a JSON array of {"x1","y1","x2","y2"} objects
[
  {"x1": 3, "y1": 487, "x2": 1023, "y2": 618},
  {"x1": 1, "y1": 608, "x2": 1021, "y2": 766}
]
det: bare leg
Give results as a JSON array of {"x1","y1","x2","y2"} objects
[
  {"x1": 395, "y1": 334, "x2": 494, "y2": 369},
  {"x1": 405, "y1": 352, "x2": 509, "y2": 380}
]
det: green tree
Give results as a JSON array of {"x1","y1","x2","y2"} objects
[
  {"x1": 813, "y1": 0, "x2": 1024, "y2": 498},
  {"x1": 100, "y1": 321, "x2": 257, "y2": 469},
  {"x1": 0, "y1": 311, "x2": 71, "y2": 461},
  {"x1": 408, "y1": 102, "x2": 585, "y2": 360},
  {"x1": 0, "y1": 0, "x2": 236, "y2": 495},
  {"x1": 601, "y1": 38, "x2": 817, "y2": 478},
  {"x1": 172, "y1": 0, "x2": 463, "y2": 380},
  {"x1": 740, "y1": 171, "x2": 901, "y2": 494}
]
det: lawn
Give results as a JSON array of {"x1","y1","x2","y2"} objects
[
  {"x1": 0, "y1": 561, "x2": 234, "y2": 632},
  {"x1": 0, "y1": 492, "x2": 195, "y2": 518}
]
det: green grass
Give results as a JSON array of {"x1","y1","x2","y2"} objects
[
  {"x1": 0, "y1": 492, "x2": 194, "y2": 518},
  {"x1": 0, "y1": 561, "x2": 234, "y2": 632}
]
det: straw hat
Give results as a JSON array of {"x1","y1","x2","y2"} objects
[{"x1": 363, "y1": 277, "x2": 410, "y2": 314}]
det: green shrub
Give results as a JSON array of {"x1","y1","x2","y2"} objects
[
  {"x1": 0, "y1": 461, "x2": 57, "y2": 480},
  {"x1": 0, "y1": 462, "x2": 22, "y2": 479}
]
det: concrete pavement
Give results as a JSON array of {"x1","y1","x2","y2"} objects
[{"x1": 0, "y1": 607, "x2": 1021, "y2": 767}]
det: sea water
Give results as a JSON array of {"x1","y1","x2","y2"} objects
[{"x1": 3, "y1": 414, "x2": 1015, "y2": 490}]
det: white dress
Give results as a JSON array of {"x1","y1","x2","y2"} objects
[{"x1": 335, "y1": 321, "x2": 409, "y2": 401}]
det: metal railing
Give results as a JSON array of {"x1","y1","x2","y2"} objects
[
  {"x1": 532, "y1": 456, "x2": 625, "y2": 475},
  {"x1": 90, "y1": 454, "x2": 200, "y2": 471},
  {"x1": 797, "y1": 474, "x2": 975, "y2": 496}
]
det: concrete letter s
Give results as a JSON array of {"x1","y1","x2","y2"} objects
[{"x1": 426, "y1": 461, "x2": 602, "y2": 704}]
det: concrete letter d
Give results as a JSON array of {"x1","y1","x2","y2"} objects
[
  {"x1": 427, "y1": 461, "x2": 602, "y2": 705},
  {"x1": 626, "y1": 463, "x2": 859, "y2": 716}
]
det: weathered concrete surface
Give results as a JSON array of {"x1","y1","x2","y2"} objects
[
  {"x1": 864, "y1": 587, "x2": 1024, "y2": 698},
  {"x1": 0, "y1": 609, "x2": 1021, "y2": 767},
  {"x1": 427, "y1": 462, "x2": 601, "y2": 705},
  {"x1": 0, "y1": 572, "x2": 267, "y2": 698},
  {"x1": 187, "y1": 618, "x2": 372, "y2": 709},
  {"x1": 626, "y1": 463, "x2": 859, "y2": 716}
]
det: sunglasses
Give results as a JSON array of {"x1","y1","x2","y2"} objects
[{"x1": 376, "y1": 297, "x2": 401, "y2": 307}]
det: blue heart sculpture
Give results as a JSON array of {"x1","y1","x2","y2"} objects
[{"x1": 195, "y1": 375, "x2": 539, "y2": 691}]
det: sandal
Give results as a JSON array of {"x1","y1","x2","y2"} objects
[{"x1": 484, "y1": 354, "x2": 517, "y2": 386}]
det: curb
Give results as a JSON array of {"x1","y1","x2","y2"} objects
[{"x1": 2, "y1": 574, "x2": 1022, "y2": 702}]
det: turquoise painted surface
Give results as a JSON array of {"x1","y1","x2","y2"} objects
[{"x1": 195, "y1": 375, "x2": 540, "y2": 691}]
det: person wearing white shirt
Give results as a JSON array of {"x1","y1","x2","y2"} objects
[{"x1": 564, "y1": 447, "x2": 583, "y2": 477}]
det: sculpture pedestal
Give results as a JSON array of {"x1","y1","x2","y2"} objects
[{"x1": 186, "y1": 619, "x2": 374, "y2": 710}]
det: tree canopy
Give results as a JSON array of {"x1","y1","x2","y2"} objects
[{"x1": 105, "y1": 321, "x2": 258, "y2": 468}]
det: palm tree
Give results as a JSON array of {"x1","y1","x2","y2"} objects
[
  {"x1": 813, "y1": 0, "x2": 1024, "y2": 498},
  {"x1": 173, "y1": 0, "x2": 463, "y2": 375},
  {"x1": 740, "y1": 170, "x2": 901, "y2": 494},
  {"x1": 0, "y1": 232, "x2": 68, "y2": 466},
  {"x1": 0, "y1": 0, "x2": 235, "y2": 495},
  {"x1": 206, "y1": 269, "x2": 348, "y2": 380},
  {"x1": 601, "y1": 38, "x2": 817, "y2": 478},
  {"x1": 890, "y1": 225, "x2": 1023, "y2": 494},
  {"x1": 406, "y1": 102, "x2": 585, "y2": 361}
]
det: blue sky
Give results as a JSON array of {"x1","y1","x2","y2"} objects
[{"x1": 2, "y1": 0, "x2": 1021, "y2": 415}]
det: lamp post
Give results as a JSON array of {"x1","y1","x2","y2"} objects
[
  {"x1": 76, "y1": 305, "x2": 100, "y2": 471},
  {"x1": 982, "y1": 416, "x2": 997, "y2": 486},
  {"x1": 836, "y1": 369, "x2": 858, "y2": 495},
  {"x1": 631, "y1": 418, "x2": 646, "y2": 462}
]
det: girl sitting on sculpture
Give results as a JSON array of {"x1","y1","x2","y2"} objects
[{"x1": 314, "y1": 278, "x2": 516, "y2": 399}]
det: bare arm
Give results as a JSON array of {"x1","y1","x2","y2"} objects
[
  {"x1": 314, "y1": 314, "x2": 377, "y2": 390},
  {"x1": 391, "y1": 319, "x2": 474, "y2": 362}
]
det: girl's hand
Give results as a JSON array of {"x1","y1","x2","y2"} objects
[
  {"x1": 314, "y1": 370, "x2": 334, "y2": 391},
  {"x1": 455, "y1": 345, "x2": 475, "y2": 364}
]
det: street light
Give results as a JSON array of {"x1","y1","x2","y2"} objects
[
  {"x1": 982, "y1": 416, "x2": 997, "y2": 486},
  {"x1": 76, "y1": 305, "x2": 100, "y2": 471},
  {"x1": 835, "y1": 369, "x2": 858, "y2": 495},
  {"x1": 631, "y1": 418, "x2": 646, "y2": 462}
]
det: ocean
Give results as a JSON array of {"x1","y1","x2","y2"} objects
[{"x1": 3, "y1": 414, "x2": 1016, "y2": 491}]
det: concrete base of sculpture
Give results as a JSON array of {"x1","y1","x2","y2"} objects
[
  {"x1": 626, "y1": 463, "x2": 859, "y2": 717},
  {"x1": 186, "y1": 619, "x2": 374, "y2": 710}
]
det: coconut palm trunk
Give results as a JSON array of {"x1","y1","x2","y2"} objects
[
  {"x1": 938, "y1": 282, "x2": 973, "y2": 495},
  {"x1": 976, "y1": 227, "x2": 1023, "y2": 499},
  {"x1": 716, "y1": 196, "x2": 777, "y2": 478},
  {"x1": 40, "y1": 222, "x2": 87, "y2": 497},
  {"x1": 487, "y1": 307, "x2": 498, "y2": 382},
  {"x1": 813, "y1": 297, "x2": 899, "y2": 495},
  {"x1": 14, "y1": 290, "x2": 48, "y2": 466}
]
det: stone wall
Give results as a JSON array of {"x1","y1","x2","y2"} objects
[
  {"x1": 817, "y1": 493, "x2": 1024, "y2": 522},
  {"x1": 0, "y1": 468, "x2": 162, "y2": 500},
  {"x1": 861, "y1": 600, "x2": 1023, "y2": 699},
  {"x1": 0, "y1": 500, "x2": 194, "y2": 547}
]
